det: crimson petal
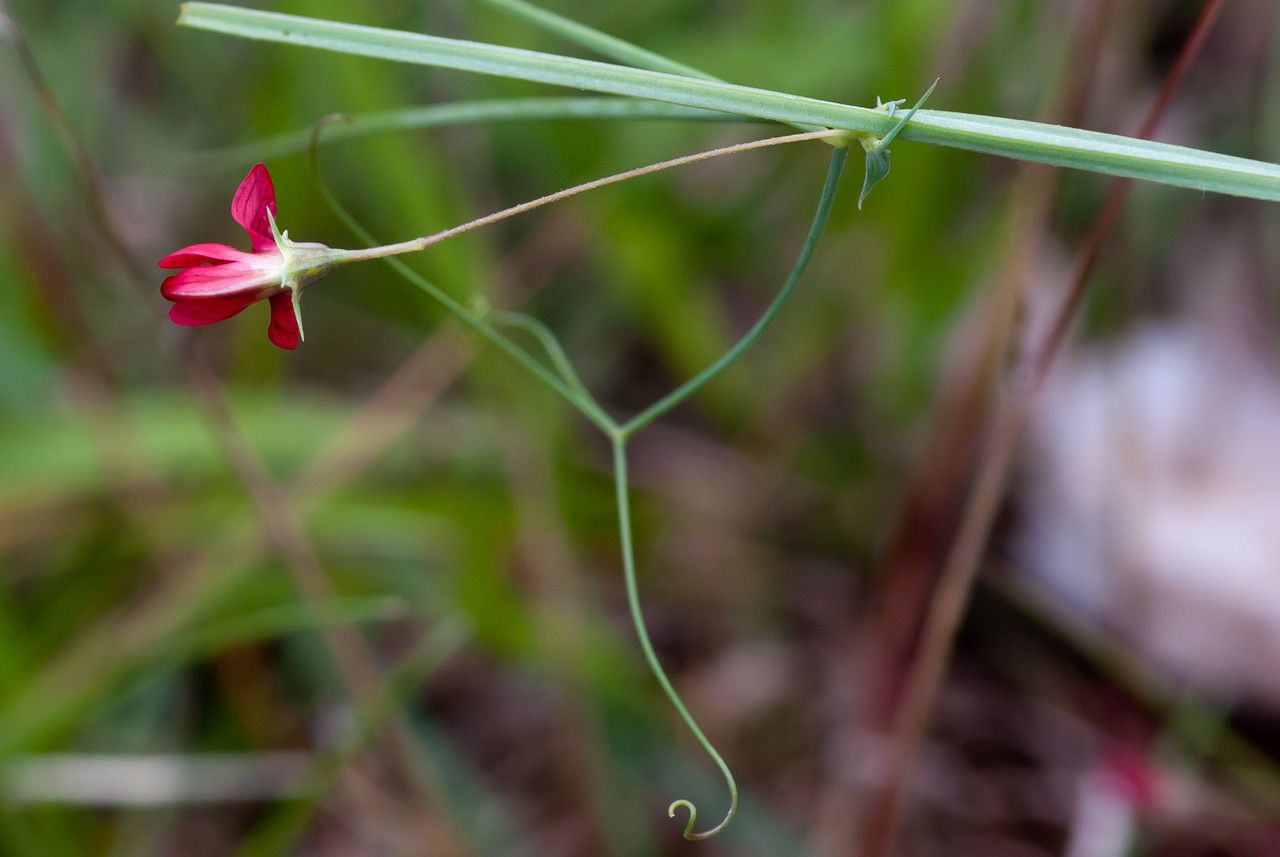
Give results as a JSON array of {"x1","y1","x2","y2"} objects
[
  {"x1": 168, "y1": 295, "x2": 256, "y2": 326},
  {"x1": 267, "y1": 292, "x2": 300, "y2": 350},
  {"x1": 230, "y1": 163, "x2": 278, "y2": 253},
  {"x1": 161, "y1": 261, "x2": 275, "y2": 300},
  {"x1": 158, "y1": 242, "x2": 252, "y2": 269}
]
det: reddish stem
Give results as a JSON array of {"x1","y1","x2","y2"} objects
[{"x1": 861, "y1": 2, "x2": 1226, "y2": 855}]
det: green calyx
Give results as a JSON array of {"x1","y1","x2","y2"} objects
[{"x1": 267, "y1": 208, "x2": 346, "y2": 341}]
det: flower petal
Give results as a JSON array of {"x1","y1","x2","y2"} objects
[
  {"x1": 168, "y1": 295, "x2": 256, "y2": 326},
  {"x1": 158, "y1": 242, "x2": 253, "y2": 269},
  {"x1": 267, "y1": 292, "x2": 301, "y2": 350},
  {"x1": 161, "y1": 260, "x2": 277, "y2": 300},
  {"x1": 230, "y1": 163, "x2": 279, "y2": 253}
]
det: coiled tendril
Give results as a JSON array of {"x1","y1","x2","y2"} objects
[
  {"x1": 310, "y1": 112, "x2": 849, "y2": 841},
  {"x1": 612, "y1": 437, "x2": 740, "y2": 840}
]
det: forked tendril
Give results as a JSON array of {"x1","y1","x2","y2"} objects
[{"x1": 308, "y1": 113, "x2": 850, "y2": 840}]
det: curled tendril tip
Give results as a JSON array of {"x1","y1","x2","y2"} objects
[
  {"x1": 668, "y1": 794, "x2": 738, "y2": 841},
  {"x1": 668, "y1": 799, "x2": 697, "y2": 840}
]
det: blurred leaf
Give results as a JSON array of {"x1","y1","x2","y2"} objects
[
  {"x1": 166, "y1": 595, "x2": 409, "y2": 664},
  {"x1": 186, "y1": 97, "x2": 739, "y2": 171}
]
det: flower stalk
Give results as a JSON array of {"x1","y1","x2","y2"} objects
[
  {"x1": 162, "y1": 129, "x2": 839, "y2": 352},
  {"x1": 334, "y1": 127, "x2": 841, "y2": 266}
]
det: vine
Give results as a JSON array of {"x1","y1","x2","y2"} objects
[{"x1": 309, "y1": 120, "x2": 848, "y2": 839}]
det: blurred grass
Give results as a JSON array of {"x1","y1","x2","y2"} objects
[{"x1": 2, "y1": 0, "x2": 1279, "y2": 855}]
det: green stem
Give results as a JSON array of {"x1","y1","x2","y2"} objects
[
  {"x1": 315, "y1": 123, "x2": 837, "y2": 434},
  {"x1": 620, "y1": 145, "x2": 848, "y2": 439},
  {"x1": 471, "y1": 0, "x2": 712, "y2": 80},
  {"x1": 314, "y1": 120, "x2": 841, "y2": 439},
  {"x1": 611, "y1": 436, "x2": 738, "y2": 840},
  {"x1": 188, "y1": 97, "x2": 743, "y2": 171},
  {"x1": 488, "y1": 309, "x2": 594, "y2": 401},
  {"x1": 310, "y1": 122, "x2": 619, "y2": 434}
]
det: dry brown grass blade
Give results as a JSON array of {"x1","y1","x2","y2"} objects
[
  {"x1": 860, "y1": 2, "x2": 1227, "y2": 854},
  {"x1": 1, "y1": 2, "x2": 152, "y2": 294},
  {"x1": 810, "y1": 1, "x2": 1116, "y2": 851},
  {"x1": 190, "y1": 365, "x2": 472, "y2": 857}
]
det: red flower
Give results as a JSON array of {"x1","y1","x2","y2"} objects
[{"x1": 160, "y1": 164, "x2": 337, "y2": 350}]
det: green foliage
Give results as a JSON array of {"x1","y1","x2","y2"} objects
[{"x1": 3, "y1": 0, "x2": 1280, "y2": 854}]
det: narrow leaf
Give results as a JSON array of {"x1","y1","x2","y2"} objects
[
  {"x1": 188, "y1": 97, "x2": 741, "y2": 171},
  {"x1": 859, "y1": 148, "x2": 891, "y2": 210},
  {"x1": 472, "y1": 0, "x2": 712, "y2": 80},
  {"x1": 858, "y1": 78, "x2": 938, "y2": 208},
  {"x1": 878, "y1": 77, "x2": 938, "y2": 150},
  {"x1": 177, "y1": 3, "x2": 1280, "y2": 201}
]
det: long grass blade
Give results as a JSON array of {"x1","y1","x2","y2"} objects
[
  {"x1": 177, "y1": 2, "x2": 1280, "y2": 201},
  {"x1": 188, "y1": 97, "x2": 742, "y2": 170}
]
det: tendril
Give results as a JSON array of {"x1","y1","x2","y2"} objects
[
  {"x1": 668, "y1": 800, "x2": 698, "y2": 838},
  {"x1": 607, "y1": 149, "x2": 847, "y2": 840},
  {"x1": 307, "y1": 112, "x2": 852, "y2": 842},
  {"x1": 612, "y1": 438, "x2": 739, "y2": 840}
]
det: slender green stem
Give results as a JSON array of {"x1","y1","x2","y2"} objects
[
  {"x1": 620, "y1": 145, "x2": 848, "y2": 439},
  {"x1": 309, "y1": 120, "x2": 619, "y2": 434},
  {"x1": 314, "y1": 122, "x2": 837, "y2": 434},
  {"x1": 611, "y1": 436, "x2": 738, "y2": 840},
  {"x1": 488, "y1": 310, "x2": 594, "y2": 401},
  {"x1": 308, "y1": 125, "x2": 846, "y2": 841},
  {"x1": 188, "y1": 97, "x2": 744, "y2": 171},
  {"x1": 471, "y1": 0, "x2": 712, "y2": 80}
]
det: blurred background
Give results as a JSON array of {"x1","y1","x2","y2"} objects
[{"x1": 3, "y1": 0, "x2": 1280, "y2": 854}]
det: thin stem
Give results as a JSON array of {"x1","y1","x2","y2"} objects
[
  {"x1": 488, "y1": 309, "x2": 594, "y2": 400},
  {"x1": 620, "y1": 145, "x2": 848, "y2": 439},
  {"x1": 339, "y1": 128, "x2": 842, "y2": 264},
  {"x1": 311, "y1": 120, "x2": 848, "y2": 842},
  {"x1": 189, "y1": 97, "x2": 744, "y2": 171},
  {"x1": 319, "y1": 124, "x2": 840, "y2": 437},
  {"x1": 472, "y1": 0, "x2": 713, "y2": 81},
  {"x1": 0, "y1": 6, "x2": 151, "y2": 290},
  {"x1": 309, "y1": 120, "x2": 618, "y2": 435},
  {"x1": 610, "y1": 436, "x2": 738, "y2": 840}
]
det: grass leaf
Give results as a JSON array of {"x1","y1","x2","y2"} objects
[{"x1": 178, "y1": 2, "x2": 1280, "y2": 200}]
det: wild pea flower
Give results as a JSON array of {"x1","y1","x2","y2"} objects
[
  {"x1": 159, "y1": 163, "x2": 342, "y2": 349},
  {"x1": 160, "y1": 130, "x2": 841, "y2": 352}
]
